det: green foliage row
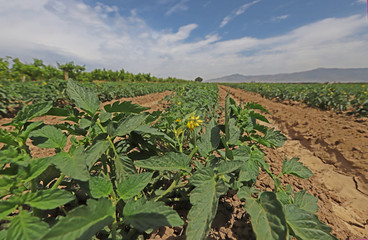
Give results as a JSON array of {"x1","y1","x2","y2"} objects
[
  {"x1": 0, "y1": 57, "x2": 186, "y2": 83},
  {"x1": 224, "y1": 82, "x2": 368, "y2": 116},
  {"x1": 0, "y1": 80, "x2": 186, "y2": 117},
  {"x1": 0, "y1": 80, "x2": 336, "y2": 239}
]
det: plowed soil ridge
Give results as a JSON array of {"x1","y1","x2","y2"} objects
[{"x1": 219, "y1": 85, "x2": 368, "y2": 239}]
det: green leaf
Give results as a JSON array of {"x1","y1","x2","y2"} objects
[
  {"x1": 115, "y1": 155, "x2": 137, "y2": 183},
  {"x1": 228, "y1": 118, "x2": 241, "y2": 145},
  {"x1": 0, "y1": 229, "x2": 7, "y2": 239},
  {"x1": 104, "y1": 101, "x2": 149, "y2": 113},
  {"x1": 232, "y1": 145, "x2": 251, "y2": 161},
  {"x1": 238, "y1": 147, "x2": 265, "y2": 182},
  {"x1": 89, "y1": 177, "x2": 113, "y2": 199},
  {"x1": 251, "y1": 148, "x2": 269, "y2": 170},
  {"x1": 197, "y1": 119, "x2": 220, "y2": 157},
  {"x1": 0, "y1": 129, "x2": 16, "y2": 145},
  {"x1": 216, "y1": 160, "x2": 244, "y2": 175},
  {"x1": 0, "y1": 197, "x2": 18, "y2": 220},
  {"x1": 0, "y1": 147, "x2": 30, "y2": 166},
  {"x1": 276, "y1": 191, "x2": 291, "y2": 205},
  {"x1": 46, "y1": 107, "x2": 72, "y2": 117},
  {"x1": 282, "y1": 157, "x2": 313, "y2": 179},
  {"x1": 284, "y1": 204, "x2": 337, "y2": 240},
  {"x1": 19, "y1": 121, "x2": 43, "y2": 140},
  {"x1": 7, "y1": 211, "x2": 49, "y2": 240},
  {"x1": 189, "y1": 167, "x2": 215, "y2": 185},
  {"x1": 66, "y1": 79, "x2": 100, "y2": 116},
  {"x1": 84, "y1": 140, "x2": 109, "y2": 169},
  {"x1": 116, "y1": 172, "x2": 152, "y2": 200},
  {"x1": 134, "y1": 125, "x2": 175, "y2": 145},
  {"x1": 186, "y1": 168, "x2": 228, "y2": 240},
  {"x1": 0, "y1": 176, "x2": 14, "y2": 198},
  {"x1": 223, "y1": 139, "x2": 234, "y2": 160},
  {"x1": 260, "y1": 128, "x2": 286, "y2": 148},
  {"x1": 49, "y1": 149, "x2": 90, "y2": 181},
  {"x1": 135, "y1": 152, "x2": 191, "y2": 173},
  {"x1": 18, "y1": 157, "x2": 52, "y2": 182},
  {"x1": 294, "y1": 190, "x2": 319, "y2": 213},
  {"x1": 23, "y1": 189, "x2": 74, "y2": 210},
  {"x1": 41, "y1": 198, "x2": 114, "y2": 240},
  {"x1": 108, "y1": 114, "x2": 148, "y2": 137},
  {"x1": 224, "y1": 92, "x2": 231, "y2": 143},
  {"x1": 99, "y1": 111, "x2": 111, "y2": 123},
  {"x1": 30, "y1": 125, "x2": 67, "y2": 149},
  {"x1": 79, "y1": 118, "x2": 92, "y2": 129},
  {"x1": 250, "y1": 112, "x2": 269, "y2": 123},
  {"x1": 10, "y1": 102, "x2": 52, "y2": 126},
  {"x1": 238, "y1": 159, "x2": 259, "y2": 182},
  {"x1": 238, "y1": 188, "x2": 287, "y2": 240},
  {"x1": 123, "y1": 198, "x2": 183, "y2": 232},
  {"x1": 245, "y1": 102, "x2": 270, "y2": 114}
]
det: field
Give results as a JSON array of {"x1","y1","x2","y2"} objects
[
  {"x1": 0, "y1": 80, "x2": 367, "y2": 240},
  {"x1": 224, "y1": 82, "x2": 368, "y2": 116}
]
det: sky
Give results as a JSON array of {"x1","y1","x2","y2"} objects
[{"x1": 0, "y1": 0, "x2": 367, "y2": 80}]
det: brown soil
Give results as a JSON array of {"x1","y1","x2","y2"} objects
[
  {"x1": 2, "y1": 88, "x2": 368, "y2": 239},
  {"x1": 218, "y1": 85, "x2": 368, "y2": 240}
]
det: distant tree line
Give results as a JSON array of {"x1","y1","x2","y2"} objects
[{"x1": 0, "y1": 57, "x2": 186, "y2": 83}]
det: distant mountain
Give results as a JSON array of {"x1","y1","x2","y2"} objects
[{"x1": 206, "y1": 68, "x2": 368, "y2": 83}]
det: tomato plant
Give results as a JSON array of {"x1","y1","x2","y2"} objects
[{"x1": 0, "y1": 80, "x2": 336, "y2": 240}]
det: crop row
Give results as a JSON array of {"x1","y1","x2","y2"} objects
[
  {"x1": 224, "y1": 83, "x2": 368, "y2": 116},
  {"x1": 0, "y1": 80, "x2": 336, "y2": 239},
  {"x1": 0, "y1": 79, "x2": 187, "y2": 117}
]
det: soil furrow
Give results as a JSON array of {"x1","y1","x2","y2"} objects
[{"x1": 218, "y1": 85, "x2": 368, "y2": 239}]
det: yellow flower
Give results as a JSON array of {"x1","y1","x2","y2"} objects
[
  {"x1": 0, "y1": 84, "x2": 2, "y2": 87},
  {"x1": 178, "y1": 102, "x2": 181, "y2": 105},
  {"x1": 364, "y1": 91, "x2": 367, "y2": 94},
  {"x1": 187, "y1": 113, "x2": 203, "y2": 131},
  {"x1": 43, "y1": 82, "x2": 47, "y2": 85},
  {"x1": 175, "y1": 118, "x2": 182, "y2": 123},
  {"x1": 174, "y1": 128, "x2": 183, "y2": 136},
  {"x1": 362, "y1": 85, "x2": 365, "y2": 88}
]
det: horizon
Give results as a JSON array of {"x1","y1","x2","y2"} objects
[
  {"x1": 210, "y1": 66, "x2": 368, "y2": 79},
  {"x1": 1, "y1": 0, "x2": 368, "y2": 80},
  {"x1": 207, "y1": 67, "x2": 368, "y2": 83}
]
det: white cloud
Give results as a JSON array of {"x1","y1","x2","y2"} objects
[
  {"x1": 356, "y1": 0, "x2": 365, "y2": 4},
  {"x1": 220, "y1": 0, "x2": 261, "y2": 28},
  {"x1": 219, "y1": 16, "x2": 231, "y2": 28},
  {"x1": 0, "y1": 0, "x2": 367, "y2": 80},
  {"x1": 272, "y1": 15, "x2": 289, "y2": 21},
  {"x1": 165, "y1": 0, "x2": 189, "y2": 16}
]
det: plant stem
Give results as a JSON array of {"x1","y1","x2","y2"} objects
[
  {"x1": 111, "y1": 221, "x2": 117, "y2": 240},
  {"x1": 96, "y1": 120, "x2": 119, "y2": 159},
  {"x1": 51, "y1": 173, "x2": 65, "y2": 190},
  {"x1": 174, "y1": 129, "x2": 183, "y2": 153},
  {"x1": 155, "y1": 173, "x2": 181, "y2": 202},
  {"x1": 189, "y1": 146, "x2": 198, "y2": 160}
]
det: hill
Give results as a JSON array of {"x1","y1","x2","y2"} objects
[{"x1": 206, "y1": 68, "x2": 368, "y2": 83}]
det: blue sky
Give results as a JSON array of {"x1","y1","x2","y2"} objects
[{"x1": 0, "y1": 0, "x2": 367, "y2": 80}]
